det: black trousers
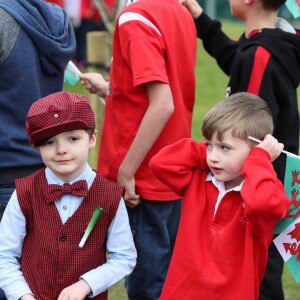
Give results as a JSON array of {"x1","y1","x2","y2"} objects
[{"x1": 259, "y1": 239, "x2": 284, "y2": 300}]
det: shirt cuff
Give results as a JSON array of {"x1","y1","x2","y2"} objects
[{"x1": 81, "y1": 269, "x2": 108, "y2": 297}]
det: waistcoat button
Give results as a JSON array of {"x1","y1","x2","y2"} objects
[{"x1": 59, "y1": 234, "x2": 67, "y2": 241}]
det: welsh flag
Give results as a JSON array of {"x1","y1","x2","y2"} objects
[
  {"x1": 274, "y1": 155, "x2": 300, "y2": 283},
  {"x1": 285, "y1": 0, "x2": 300, "y2": 18}
]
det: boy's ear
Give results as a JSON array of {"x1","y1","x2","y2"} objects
[{"x1": 89, "y1": 132, "x2": 97, "y2": 148}]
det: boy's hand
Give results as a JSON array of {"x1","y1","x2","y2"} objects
[
  {"x1": 57, "y1": 280, "x2": 91, "y2": 300},
  {"x1": 20, "y1": 294, "x2": 36, "y2": 300},
  {"x1": 80, "y1": 73, "x2": 108, "y2": 98},
  {"x1": 117, "y1": 172, "x2": 141, "y2": 208},
  {"x1": 255, "y1": 134, "x2": 284, "y2": 162},
  {"x1": 180, "y1": 0, "x2": 203, "y2": 19}
]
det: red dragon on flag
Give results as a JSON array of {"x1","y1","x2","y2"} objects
[
  {"x1": 273, "y1": 156, "x2": 300, "y2": 283},
  {"x1": 285, "y1": 171, "x2": 300, "y2": 219},
  {"x1": 283, "y1": 222, "x2": 300, "y2": 262}
]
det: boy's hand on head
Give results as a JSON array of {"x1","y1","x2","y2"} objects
[
  {"x1": 255, "y1": 134, "x2": 284, "y2": 162},
  {"x1": 179, "y1": 0, "x2": 203, "y2": 19},
  {"x1": 57, "y1": 280, "x2": 91, "y2": 300},
  {"x1": 79, "y1": 73, "x2": 108, "y2": 98}
]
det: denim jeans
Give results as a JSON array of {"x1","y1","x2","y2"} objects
[
  {"x1": 125, "y1": 199, "x2": 182, "y2": 300},
  {"x1": 0, "y1": 183, "x2": 15, "y2": 300}
]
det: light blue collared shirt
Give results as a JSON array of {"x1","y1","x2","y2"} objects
[{"x1": 0, "y1": 164, "x2": 136, "y2": 299}]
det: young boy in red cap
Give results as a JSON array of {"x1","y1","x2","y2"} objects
[{"x1": 0, "y1": 91, "x2": 136, "y2": 300}]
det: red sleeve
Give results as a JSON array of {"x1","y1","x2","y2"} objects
[
  {"x1": 149, "y1": 139, "x2": 207, "y2": 197},
  {"x1": 118, "y1": 20, "x2": 169, "y2": 87},
  {"x1": 241, "y1": 147, "x2": 290, "y2": 239},
  {"x1": 195, "y1": 12, "x2": 238, "y2": 76}
]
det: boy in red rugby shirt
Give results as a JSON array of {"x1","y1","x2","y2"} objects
[
  {"x1": 150, "y1": 92, "x2": 290, "y2": 300},
  {"x1": 182, "y1": 1, "x2": 300, "y2": 299}
]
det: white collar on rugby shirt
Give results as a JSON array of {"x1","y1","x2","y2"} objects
[{"x1": 206, "y1": 172, "x2": 244, "y2": 217}]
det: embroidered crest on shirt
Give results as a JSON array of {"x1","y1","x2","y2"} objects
[{"x1": 239, "y1": 201, "x2": 247, "y2": 225}]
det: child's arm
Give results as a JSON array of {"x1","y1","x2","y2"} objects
[
  {"x1": 80, "y1": 72, "x2": 109, "y2": 98},
  {"x1": 149, "y1": 138, "x2": 207, "y2": 196},
  {"x1": 117, "y1": 82, "x2": 174, "y2": 208},
  {"x1": 0, "y1": 191, "x2": 34, "y2": 299},
  {"x1": 64, "y1": 199, "x2": 136, "y2": 298},
  {"x1": 180, "y1": 0, "x2": 203, "y2": 20},
  {"x1": 182, "y1": 2, "x2": 238, "y2": 76},
  {"x1": 241, "y1": 135, "x2": 290, "y2": 239}
]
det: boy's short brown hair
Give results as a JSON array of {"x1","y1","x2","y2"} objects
[{"x1": 202, "y1": 92, "x2": 273, "y2": 143}]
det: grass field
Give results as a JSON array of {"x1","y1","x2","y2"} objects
[{"x1": 65, "y1": 20, "x2": 300, "y2": 300}]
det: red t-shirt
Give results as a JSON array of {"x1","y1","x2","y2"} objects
[{"x1": 98, "y1": 0, "x2": 197, "y2": 200}]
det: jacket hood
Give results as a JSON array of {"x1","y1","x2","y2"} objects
[
  {"x1": 0, "y1": 0, "x2": 75, "y2": 74},
  {"x1": 240, "y1": 23, "x2": 300, "y2": 89}
]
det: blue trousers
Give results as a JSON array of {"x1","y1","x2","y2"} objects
[
  {"x1": 0, "y1": 184, "x2": 15, "y2": 300},
  {"x1": 125, "y1": 199, "x2": 182, "y2": 300}
]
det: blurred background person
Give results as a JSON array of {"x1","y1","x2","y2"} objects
[{"x1": 0, "y1": 0, "x2": 75, "y2": 297}]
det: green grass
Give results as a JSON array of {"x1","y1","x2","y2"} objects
[{"x1": 65, "y1": 20, "x2": 300, "y2": 299}]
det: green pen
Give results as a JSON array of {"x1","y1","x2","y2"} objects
[{"x1": 79, "y1": 206, "x2": 103, "y2": 248}]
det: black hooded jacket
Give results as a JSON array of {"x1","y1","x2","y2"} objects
[{"x1": 195, "y1": 12, "x2": 300, "y2": 182}]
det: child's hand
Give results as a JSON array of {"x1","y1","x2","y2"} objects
[
  {"x1": 80, "y1": 73, "x2": 108, "y2": 98},
  {"x1": 20, "y1": 294, "x2": 36, "y2": 300},
  {"x1": 117, "y1": 172, "x2": 141, "y2": 208},
  {"x1": 255, "y1": 134, "x2": 284, "y2": 162},
  {"x1": 179, "y1": 0, "x2": 203, "y2": 19},
  {"x1": 57, "y1": 280, "x2": 91, "y2": 300}
]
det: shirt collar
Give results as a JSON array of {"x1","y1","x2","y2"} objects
[
  {"x1": 206, "y1": 172, "x2": 243, "y2": 194},
  {"x1": 45, "y1": 163, "x2": 96, "y2": 189}
]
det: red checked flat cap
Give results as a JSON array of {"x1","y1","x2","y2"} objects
[{"x1": 26, "y1": 92, "x2": 95, "y2": 144}]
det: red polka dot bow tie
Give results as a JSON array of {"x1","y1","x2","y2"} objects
[{"x1": 46, "y1": 180, "x2": 88, "y2": 203}]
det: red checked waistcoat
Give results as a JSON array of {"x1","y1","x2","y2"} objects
[{"x1": 16, "y1": 169, "x2": 123, "y2": 300}]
